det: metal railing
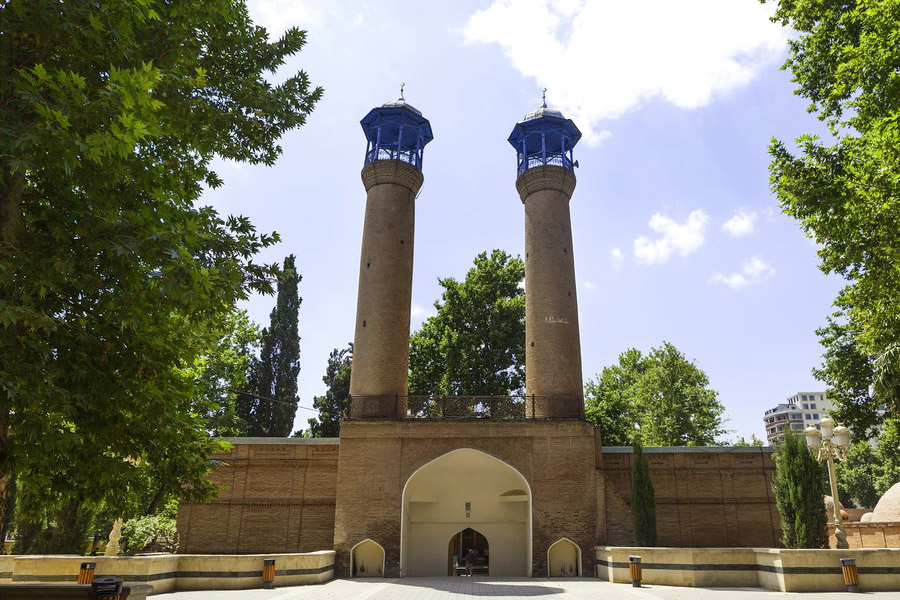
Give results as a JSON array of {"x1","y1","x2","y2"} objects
[{"x1": 346, "y1": 394, "x2": 585, "y2": 420}]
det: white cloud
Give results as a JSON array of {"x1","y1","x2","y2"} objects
[
  {"x1": 583, "y1": 280, "x2": 597, "y2": 290},
  {"x1": 634, "y1": 210, "x2": 708, "y2": 265},
  {"x1": 610, "y1": 247, "x2": 624, "y2": 270},
  {"x1": 711, "y1": 255, "x2": 775, "y2": 289},
  {"x1": 462, "y1": 0, "x2": 785, "y2": 144},
  {"x1": 722, "y1": 209, "x2": 758, "y2": 236},
  {"x1": 411, "y1": 303, "x2": 436, "y2": 321},
  {"x1": 248, "y1": 0, "x2": 323, "y2": 33}
]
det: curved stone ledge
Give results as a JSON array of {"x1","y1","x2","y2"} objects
[
  {"x1": 515, "y1": 165, "x2": 576, "y2": 201},
  {"x1": 361, "y1": 160, "x2": 424, "y2": 194}
]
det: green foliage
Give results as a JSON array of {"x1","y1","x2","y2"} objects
[
  {"x1": 184, "y1": 310, "x2": 261, "y2": 437},
  {"x1": 631, "y1": 439, "x2": 657, "y2": 546},
  {"x1": 239, "y1": 255, "x2": 302, "y2": 436},
  {"x1": 121, "y1": 501, "x2": 177, "y2": 553},
  {"x1": 876, "y1": 418, "x2": 900, "y2": 495},
  {"x1": 731, "y1": 434, "x2": 765, "y2": 447},
  {"x1": 773, "y1": 434, "x2": 828, "y2": 549},
  {"x1": 307, "y1": 344, "x2": 352, "y2": 438},
  {"x1": 767, "y1": 0, "x2": 900, "y2": 418},
  {"x1": 409, "y1": 250, "x2": 525, "y2": 411},
  {"x1": 585, "y1": 343, "x2": 726, "y2": 446},
  {"x1": 834, "y1": 441, "x2": 880, "y2": 509},
  {"x1": 0, "y1": 0, "x2": 321, "y2": 530},
  {"x1": 813, "y1": 315, "x2": 882, "y2": 440}
]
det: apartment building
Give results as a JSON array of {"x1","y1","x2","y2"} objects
[{"x1": 763, "y1": 392, "x2": 833, "y2": 445}]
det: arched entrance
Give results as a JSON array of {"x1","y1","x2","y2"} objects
[
  {"x1": 447, "y1": 528, "x2": 489, "y2": 575},
  {"x1": 400, "y1": 448, "x2": 532, "y2": 577},
  {"x1": 350, "y1": 539, "x2": 385, "y2": 577},
  {"x1": 547, "y1": 538, "x2": 581, "y2": 577}
]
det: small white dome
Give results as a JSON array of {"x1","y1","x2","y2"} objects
[{"x1": 872, "y1": 481, "x2": 900, "y2": 522}]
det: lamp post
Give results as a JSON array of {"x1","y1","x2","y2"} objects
[{"x1": 804, "y1": 416, "x2": 851, "y2": 549}]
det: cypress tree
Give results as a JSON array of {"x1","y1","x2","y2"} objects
[
  {"x1": 772, "y1": 433, "x2": 828, "y2": 548},
  {"x1": 239, "y1": 255, "x2": 301, "y2": 436},
  {"x1": 631, "y1": 438, "x2": 657, "y2": 546}
]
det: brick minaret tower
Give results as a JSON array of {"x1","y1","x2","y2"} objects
[
  {"x1": 348, "y1": 93, "x2": 433, "y2": 418},
  {"x1": 508, "y1": 95, "x2": 584, "y2": 419}
]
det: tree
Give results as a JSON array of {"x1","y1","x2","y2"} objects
[
  {"x1": 185, "y1": 310, "x2": 261, "y2": 437},
  {"x1": 767, "y1": 0, "x2": 900, "y2": 419},
  {"x1": 772, "y1": 433, "x2": 828, "y2": 549},
  {"x1": 732, "y1": 434, "x2": 765, "y2": 447},
  {"x1": 307, "y1": 344, "x2": 352, "y2": 438},
  {"x1": 0, "y1": 0, "x2": 321, "y2": 531},
  {"x1": 834, "y1": 441, "x2": 880, "y2": 509},
  {"x1": 239, "y1": 255, "x2": 302, "y2": 436},
  {"x1": 585, "y1": 342, "x2": 726, "y2": 446},
  {"x1": 813, "y1": 315, "x2": 882, "y2": 441},
  {"x1": 631, "y1": 439, "x2": 657, "y2": 546},
  {"x1": 409, "y1": 250, "x2": 525, "y2": 411}
]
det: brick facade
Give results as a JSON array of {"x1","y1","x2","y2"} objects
[
  {"x1": 177, "y1": 429, "x2": 782, "y2": 575},
  {"x1": 177, "y1": 439, "x2": 338, "y2": 554},
  {"x1": 601, "y1": 446, "x2": 780, "y2": 548}
]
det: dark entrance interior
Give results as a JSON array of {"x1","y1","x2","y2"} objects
[{"x1": 447, "y1": 528, "x2": 489, "y2": 576}]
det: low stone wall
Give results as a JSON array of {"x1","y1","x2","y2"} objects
[
  {"x1": 0, "y1": 551, "x2": 334, "y2": 594},
  {"x1": 829, "y1": 522, "x2": 900, "y2": 549},
  {"x1": 596, "y1": 546, "x2": 900, "y2": 592}
]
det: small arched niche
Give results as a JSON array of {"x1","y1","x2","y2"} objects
[
  {"x1": 547, "y1": 538, "x2": 581, "y2": 577},
  {"x1": 351, "y1": 538, "x2": 385, "y2": 577}
]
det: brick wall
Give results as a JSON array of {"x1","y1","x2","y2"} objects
[
  {"x1": 177, "y1": 439, "x2": 339, "y2": 554},
  {"x1": 601, "y1": 447, "x2": 780, "y2": 547},
  {"x1": 178, "y1": 432, "x2": 783, "y2": 568}
]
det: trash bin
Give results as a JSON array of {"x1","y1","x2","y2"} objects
[
  {"x1": 78, "y1": 562, "x2": 96, "y2": 584},
  {"x1": 840, "y1": 557, "x2": 859, "y2": 593},
  {"x1": 629, "y1": 555, "x2": 642, "y2": 588},
  {"x1": 262, "y1": 558, "x2": 276, "y2": 589},
  {"x1": 90, "y1": 575, "x2": 123, "y2": 599}
]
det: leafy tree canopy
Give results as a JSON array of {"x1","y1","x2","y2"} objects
[
  {"x1": 409, "y1": 250, "x2": 525, "y2": 407},
  {"x1": 307, "y1": 344, "x2": 352, "y2": 438},
  {"x1": 585, "y1": 342, "x2": 726, "y2": 446},
  {"x1": 183, "y1": 309, "x2": 261, "y2": 437},
  {"x1": 0, "y1": 0, "x2": 321, "y2": 530},
  {"x1": 731, "y1": 434, "x2": 766, "y2": 447},
  {"x1": 766, "y1": 0, "x2": 900, "y2": 417}
]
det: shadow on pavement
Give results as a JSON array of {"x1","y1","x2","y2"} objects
[{"x1": 389, "y1": 577, "x2": 566, "y2": 596}]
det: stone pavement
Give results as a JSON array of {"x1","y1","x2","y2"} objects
[{"x1": 154, "y1": 577, "x2": 900, "y2": 600}]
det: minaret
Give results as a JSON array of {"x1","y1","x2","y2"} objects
[
  {"x1": 348, "y1": 91, "x2": 433, "y2": 418},
  {"x1": 507, "y1": 93, "x2": 584, "y2": 419}
]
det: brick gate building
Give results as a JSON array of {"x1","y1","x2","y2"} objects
[{"x1": 177, "y1": 95, "x2": 781, "y2": 577}]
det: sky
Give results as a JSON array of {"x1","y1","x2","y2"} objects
[{"x1": 204, "y1": 0, "x2": 844, "y2": 443}]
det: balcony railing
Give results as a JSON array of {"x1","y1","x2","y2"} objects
[{"x1": 346, "y1": 394, "x2": 584, "y2": 420}]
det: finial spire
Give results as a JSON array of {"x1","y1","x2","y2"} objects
[
  {"x1": 541, "y1": 88, "x2": 547, "y2": 108},
  {"x1": 400, "y1": 82, "x2": 405, "y2": 100}
]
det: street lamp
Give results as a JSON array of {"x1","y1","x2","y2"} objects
[{"x1": 804, "y1": 416, "x2": 851, "y2": 549}]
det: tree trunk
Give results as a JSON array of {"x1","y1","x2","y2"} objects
[
  {"x1": 146, "y1": 486, "x2": 167, "y2": 516},
  {"x1": 0, "y1": 405, "x2": 9, "y2": 548},
  {"x1": 0, "y1": 166, "x2": 24, "y2": 242}
]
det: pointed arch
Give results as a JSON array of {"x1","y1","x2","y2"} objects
[
  {"x1": 350, "y1": 538, "x2": 385, "y2": 577},
  {"x1": 400, "y1": 448, "x2": 532, "y2": 576},
  {"x1": 547, "y1": 537, "x2": 581, "y2": 577}
]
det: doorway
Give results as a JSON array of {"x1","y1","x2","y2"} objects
[
  {"x1": 400, "y1": 448, "x2": 532, "y2": 576},
  {"x1": 447, "y1": 528, "x2": 489, "y2": 575}
]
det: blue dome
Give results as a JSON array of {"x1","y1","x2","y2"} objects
[
  {"x1": 508, "y1": 105, "x2": 581, "y2": 176},
  {"x1": 360, "y1": 98, "x2": 433, "y2": 170}
]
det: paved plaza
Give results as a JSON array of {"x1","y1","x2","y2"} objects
[{"x1": 154, "y1": 578, "x2": 900, "y2": 600}]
